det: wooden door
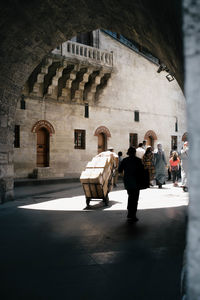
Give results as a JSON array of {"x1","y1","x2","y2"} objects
[
  {"x1": 37, "y1": 128, "x2": 49, "y2": 167},
  {"x1": 98, "y1": 133, "x2": 106, "y2": 154},
  {"x1": 147, "y1": 136, "x2": 154, "y2": 148}
]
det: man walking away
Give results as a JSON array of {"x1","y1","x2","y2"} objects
[
  {"x1": 118, "y1": 146, "x2": 146, "y2": 221},
  {"x1": 136, "y1": 143, "x2": 145, "y2": 159}
]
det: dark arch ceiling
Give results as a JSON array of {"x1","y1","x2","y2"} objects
[{"x1": 0, "y1": 0, "x2": 183, "y2": 96}]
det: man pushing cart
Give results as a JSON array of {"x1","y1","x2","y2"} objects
[{"x1": 80, "y1": 149, "x2": 118, "y2": 208}]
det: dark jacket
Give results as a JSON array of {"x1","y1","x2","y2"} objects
[{"x1": 118, "y1": 155, "x2": 146, "y2": 190}]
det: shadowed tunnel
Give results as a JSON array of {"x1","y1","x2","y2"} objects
[
  {"x1": 2, "y1": 0, "x2": 199, "y2": 299},
  {"x1": 0, "y1": 0, "x2": 183, "y2": 93},
  {"x1": 0, "y1": 0, "x2": 183, "y2": 201}
]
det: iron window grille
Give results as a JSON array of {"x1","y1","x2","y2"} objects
[
  {"x1": 74, "y1": 129, "x2": 86, "y2": 149},
  {"x1": 14, "y1": 125, "x2": 20, "y2": 148}
]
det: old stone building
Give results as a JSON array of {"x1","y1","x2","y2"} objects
[
  {"x1": 14, "y1": 30, "x2": 187, "y2": 179},
  {"x1": 3, "y1": 1, "x2": 200, "y2": 298}
]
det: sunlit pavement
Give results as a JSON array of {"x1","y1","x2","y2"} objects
[{"x1": 0, "y1": 182, "x2": 188, "y2": 300}]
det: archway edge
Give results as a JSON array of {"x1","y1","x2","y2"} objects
[
  {"x1": 144, "y1": 130, "x2": 157, "y2": 140},
  {"x1": 32, "y1": 120, "x2": 55, "y2": 134},
  {"x1": 0, "y1": 0, "x2": 183, "y2": 90},
  {"x1": 94, "y1": 126, "x2": 111, "y2": 137},
  {"x1": 182, "y1": 132, "x2": 188, "y2": 142}
]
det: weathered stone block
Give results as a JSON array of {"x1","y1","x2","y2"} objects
[
  {"x1": 0, "y1": 164, "x2": 14, "y2": 179},
  {"x1": 0, "y1": 116, "x2": 8, "y2": 127},
  {"x1": 0, "y1": 153, "x2": 8, "y2": 164}
]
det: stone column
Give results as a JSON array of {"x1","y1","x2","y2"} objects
[
  {"x1": 0, "y1": 85, "x2": 18, "y2": 203},
  {"x1": 183, "y1": 0, "x2": 200, "y2": 298}
]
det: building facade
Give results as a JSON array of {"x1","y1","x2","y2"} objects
[{"x1": 14, "y1": 30, "x2": 187, "y2": 179}]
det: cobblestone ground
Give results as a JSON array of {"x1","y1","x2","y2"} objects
[{"x1": 0, "y1": 182, "x2": 188, "y2": 300}]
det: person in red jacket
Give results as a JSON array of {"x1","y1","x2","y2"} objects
[{"x1": 169, "y1": 151, "x2": 180, "y2": 187}]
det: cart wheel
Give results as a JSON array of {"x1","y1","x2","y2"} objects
[
  {"x1": 104, "y1": 194, "x2": 109, "y2": 206},
  {"x1": 86, "y1": 197, "x2": 91, "y2": 207},
  {"x1": 183, "y1": 187, "x2": 188, "y2": 192}
]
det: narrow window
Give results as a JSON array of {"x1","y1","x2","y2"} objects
[
  {"x1": 175, "y1": 119, "x2": 178, "y2": 132},
  {"x1": 129, "y1": 133, "x2": 138, "y2": 147},
  {"x1": 20, "y1": 94, "x2": 26, "y2": 110},
  {"x1": 134, "y1": 110, "x2": 139, "y2": 122},
  {"x1": 85, "y1": 103, "x2": 89, "y2": 118},
  {"x1": 74, "y1": 130, "x2": 86, "y2": 149},
  {"x1": 14, "y1": 125, "x2": 20, "y2": 148},
  {"x1": 171, "y1": 136, "x2": 177, "y2": 150}
]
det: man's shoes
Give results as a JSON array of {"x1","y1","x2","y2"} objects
[{"x1": 127, "y1": 215, "x2": 139, "y2": 222}]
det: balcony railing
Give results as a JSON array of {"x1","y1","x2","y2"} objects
[{"x1": 53, "y1": 41, "x2": 113, "y2": 67}]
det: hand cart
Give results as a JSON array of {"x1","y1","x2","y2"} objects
[{"x1": 82, "y1": 166, "x2": 115, "y2": 208}]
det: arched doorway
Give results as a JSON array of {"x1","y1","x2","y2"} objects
[
  {"x1": 94, "y1": 126, "x2": 111, "y2": 154},
  {"x1": 182, "y1": 132, "x2": 188, "y2": 142},
  {"x1": 98, "y1": 132, "x2": 106, "y2": 154},
  {"x1": 37, "y1": 127, "x2": 49, "y2": 167},
  {"x1": 147, "y1": 135, "x2": 154, "y2": 148},
  {"x1": 32, "y1": 120, "x2": 55, "y2": 167},
  {"x1": 144, "y1": 130, "x2": 158, "y2": 149}
]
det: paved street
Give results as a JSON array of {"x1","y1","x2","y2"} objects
[{"x1": 1, "y1": 182, "x2": 188, "y2": 300}]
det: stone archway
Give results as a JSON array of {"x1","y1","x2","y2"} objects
[
  {"x1": 0, "y1": 1, "x2": 184, "y2": 202},
  {"x1": 182, "y1": 132, "x2": 188, "y2": 142},
  {"x1": 31, "y1": 120, "x2": 55, "y2": 135},
  {"x1": 94, "y1": 126, "x2": 111, "y2": 153},
  {"x1": 144, "y1": 130, "x2": 157, "y2": 149},
  {"x1": 1, "y1": 0, "x2": 200, "y2": 298}
]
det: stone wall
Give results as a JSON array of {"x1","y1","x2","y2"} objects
[
  {"x1": 0, "y1": 0, "x2": 183, "y2": 202},
  {"x1": 14, "y1": 31, "x2": 187, "y2": 179},
  {"x1": 183, "y1": 0, "x2": 200, "y2": 298}
]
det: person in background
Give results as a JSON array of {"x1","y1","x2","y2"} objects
[
  {"x1": 136, "y1": 143, "x2": 145, "y2": 160},
  {"x1": 118, "y1": 146, "x2": 146, "y2": 221},
  {"x1": 114, "y1": 151, "x2": 123, "y2": 185},
  {"x1": 118, "y1": 151, "x2": 123, "y2": 169},
  {"x1": 180, "y1": 141, "x2": 189, "y2": 192},
  {"x1": 142, "y1": 146, "x2": 155, "y2": 186},
  {"x1": 154, "y1": 143, "x2": 167, "y2": 188},
  {"x1": 168, "y1": 149, "x2": 174, "y2": 181},
  {"x1": 142, "y1": 140, "x2": 147, "y2": 150},
  {"x1": 107, "y1": 147, "x2": 119, "y2": 187},
  {"x1": 169, "y1": 151, "x2": 180, "y2": 186}
]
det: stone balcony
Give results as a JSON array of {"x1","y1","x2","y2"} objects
[
  {"x1": 52, "y1": 40, "x2": 113, "y2": 68},
  {"x1": 23, "y1": 41, "x2": 113, "y2": 103}
]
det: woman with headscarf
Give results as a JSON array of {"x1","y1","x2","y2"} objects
[
  {"x1": 154, "y1": 143, "x2": 167, "y2": 188},
  {"x1": 142, "y1": 146, "x2": 155, "y2": 186}
]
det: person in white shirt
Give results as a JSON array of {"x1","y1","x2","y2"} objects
[
  {"x1": 136, "y1": 143, "x2": 145, "y2": 159},
  {"x1": 107, "y1": 147, "x2": 119, "y2": 187}
]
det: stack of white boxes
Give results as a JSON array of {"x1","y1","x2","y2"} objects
[{"x1": 80, "y1": 151, "x2": 117, "y2": 199}]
